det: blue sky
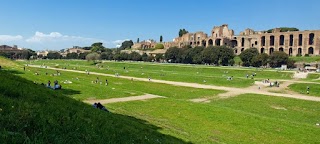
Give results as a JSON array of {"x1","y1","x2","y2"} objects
[{"x1": 0, "y1": 0, "x2": 319, "y2": 51}]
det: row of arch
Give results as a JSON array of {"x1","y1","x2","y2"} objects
[
  {"x1": 235, "y1": 47, "x2": 315, "y2": 56},
  {"x1": 261, "y1": 33, "x2": 315, "y2": 47},
  {"x1": 186, "y1": 39, "x2": 223, "y2": 47}
]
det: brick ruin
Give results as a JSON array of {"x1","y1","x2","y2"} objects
[{"x1": 133, "y1": 24, "x2": 320, "y2": 56}]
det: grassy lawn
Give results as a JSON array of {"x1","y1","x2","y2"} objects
[
  {"x1": 2, "y1": 58, "x2": 320, "y2": 143},
  {"x1": 17, "y1": 67, "x2": 224, "y2": 100},
  {"x1": 109, "y1": 94, "x2": 320, "y2": 143},
  {"x1": 19, "y1": 60, "x2": 294, "y2": 88},
  {"x1": 289, "y1": 83, "x2": 320, "y2": 97},
  {"x1": 290, "y1": 56, "x2": 320, "y2": 63}
]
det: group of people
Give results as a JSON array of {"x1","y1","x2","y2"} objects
[
  {"x1": 93, "y1": 102, "x2": 109, "y2": 112},
  {"x1": 246, "y1": 73, "x2": 257, "y2": 79},
  {"x1": 92, "y1": 77, "x2": 109, "y2": 86},
  {"x1": 47, "y1": 80, "x2": 62, "y2": 90}
]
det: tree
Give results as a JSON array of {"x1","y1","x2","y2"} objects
[
  {"x1": 86, "y1": 52, "x2": 101, "y2": 63},
  {"x1": 155, "y1": 43, "x2": 164, "y2": 49},
  {"x1": 66, "y1": 52, "x2": 79, "y2": 59},
  {"x1": 268, "y1": 51, "x2": 289, "y2": 68},
  {"x1": 78, "y1": 52, "x2": 89, "y2": 60},
  {"x1": 287, "y1": 59, "x2": 296, "y2": 69},
  {"x1": 201, "y1": 46, "x2": 219, "y2": 64},
  {"x1": 179, "y1": 29, "x2": 188, "y2": 37},
  {"x1": 146, "y1": 55, "x2": 154, "y2": 62},
  {"x1": 165, "y1": 47, "x2": 180, "y2": 63},
  {"x1": 47, "y1": 52, "x2": 61, "y2": 59},
  {"x1": 119, "y1": 52, "x2": 129, "y2": 60},
  {"x1": 91, "y1": 42, "x2": 106, "y2": 53},
  {"x1": 239, "y1": 48, "x2": 259, "y2": 66},
  {"x1": 119, "y1": 40, "x2": 134, "y2": 50},
  {"x1": 190, "y1": 46, "x2": 205, "y2": 64},
  {"x1": 267, "y1": 27, "x2": 299, "y2": 33},
  {"x1": 141, "y1": 53, "x2": 148, "y2": 61},
  {"x1": 113, "y1": 52, "x2": 121, "y2": 61},
  {"x1": 0, "y1": 52, "x2": 8, "y2": 58},
  {"x1": 251, "y1": 53, "x2": 269, "y2": 67},
  {"x1": 100, "y1": 51, "x2": 113, "y2": 60},
  {"x1": 155, "y1": 54, "x2": 164, "y2": 62},
  {"x1": 218, "y1": 46, "x2": 235, "y2": 66},
  {"x1": 129, "y1": 52, "x2": 142, "y2": 61},
  {"x1": 83, "y1": 46, "x2": 92, "y2": 50},
  {"x1": 160, "y1": 35, "x2": 163, "y2": 43}
]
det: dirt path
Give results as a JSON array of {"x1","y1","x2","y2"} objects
[
  {"x1": 83, "y1": 94, "x2": 165, "y2": 104},
  {"x1": 28, "y1": 65, "x2": 320, "y2": 102}
]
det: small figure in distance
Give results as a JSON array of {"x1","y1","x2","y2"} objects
[{"x1": 47, "y1": 80, "x2": 51, "y2": 87}]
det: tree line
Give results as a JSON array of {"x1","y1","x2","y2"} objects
[{"x1": 239, "y1": 48, "x2": 295, "y2": 68}]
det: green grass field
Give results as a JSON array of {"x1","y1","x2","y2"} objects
[
  {"x1": 290, "y1": 56, "x2": 320, "y2": 63},
  {"x1": 2, "y1": 58, "x2": 320, "y2": 143},
  {"x1": 19, "y1": 60, "x2": 294, "y2": 88},
  {"x1": 289, "y1": 83, "x2": 320, "y2": 97}
]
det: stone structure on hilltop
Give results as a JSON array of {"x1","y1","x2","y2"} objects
[
  {"x1": 132, "y1": 39, "x2": 157, "y2": 50},
  {"x1": 132, "y1": 24, "x2": 320, "y2": 56},
  {"x1": 60, "y1": 46, "x2": 91, "y2": 57}
]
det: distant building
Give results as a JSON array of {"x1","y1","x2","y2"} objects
[
  {"x1": 0, "y1": 45, "x2": 25, "y2": 59},
  {"x1": 37, "y1": 51, "x2": 49, "y2": 57},
  {"x1": 60, "y1": 46, "x2": 90, "y2": 57}
]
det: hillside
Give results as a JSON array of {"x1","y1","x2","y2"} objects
[{"x1": 0, "y1": 64, "x2": 188, "y2": 143}]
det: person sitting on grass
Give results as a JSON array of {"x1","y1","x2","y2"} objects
[
  {"x1": 96, "y1": 102, "x2": 109, "y2": 112},
  {"x1": 93, "y1": 103, "x2": 97, "y2": 108},
  {"x1": 47, "y1": 80, "x2": 51, "y2": 87}
]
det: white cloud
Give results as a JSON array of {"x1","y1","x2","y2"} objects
[
  {"x1": 111, "y1": 39, "x2": 130, "y2": 48},
  {"x1": 0, "y1": 35, "x2": 23, "y2": 42},
  {"x1": 26, "y1": 31, "x2": 105, "y2": 43}
]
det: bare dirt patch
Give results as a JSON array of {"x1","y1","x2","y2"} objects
[{"x1": 84, "y1": 94, "x2": 165, "y2": 104}]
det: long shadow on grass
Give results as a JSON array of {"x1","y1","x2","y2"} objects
[
  {"x1": 0, "y1": 69, "x2": 191, "y2": 143},
  {"x1": 0, "y1": 69, "x2": 25, "y2": 74},
  {"x1": 55, "y1": 88, "x2": 81, "y2": 96}
]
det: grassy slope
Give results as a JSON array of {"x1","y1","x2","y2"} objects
[
  {"x1": 0, "y1": 69, "x2": 190, "y2": 143},
  {"x1": 0, "y1": 58, "x2": 190, "y2": 143}
]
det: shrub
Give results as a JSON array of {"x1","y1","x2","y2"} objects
[{"x1": 155, "y1": 44, "x2": 164, "y2": 49}]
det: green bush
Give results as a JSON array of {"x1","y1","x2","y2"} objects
[{"x1": 155, "y1": 44, "x2": 164, "y2": 49}]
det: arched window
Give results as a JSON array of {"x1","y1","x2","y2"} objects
[
  {"x1": 261, "y1": 48, "x2": 265, "y2": 54},
  {"x1": 289, "y1": 35, "x2": 293, "y2": 46},
  {"x1": 261, "y1": 36, "x2": 265, "y2": 46},
  {"x1": 269, "y1": 48, "x2": 274, "y2": 55},
  {"x1": 215, "y1": 39, "x2": 221, "y2": 46},
  {"x1": 298, "y1": 34, "x2": 303, "y2": 46},
  {"x1": 309, "y1": 33, "x2": 315, "y2": 45},
  {"x1": 279, "y1": 47, "x2": 284, "y2": 52},
  {"x1": 279, "y1": 35, "x2": 284, "y2": 45},
  {"x1": 308, "y1": 47, "x2": 314, "y2": 54},
  {"x1": 270, "y1": 36, "x2": 275, "y2": 46},
  {"x1": 289, "y1": 48, "x2": 293, "y2": 56},
  {"x1": 208, "y1": 39, "x2": 213, "y2": 46}
]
